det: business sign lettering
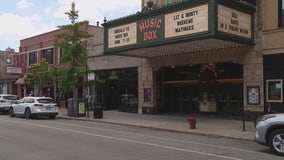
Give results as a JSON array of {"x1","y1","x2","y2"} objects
[
  {"x1": 105, "y1": 3, "x2": 253, "y2": 52},
  {"x1": 108, "y1": 23, "x2": 137, "y2": 48},
  {"x1": 5, "y1": 66, "x2": 23, "y2": 74},
  {"x1": 137, "y1": 15, "x2": 164, "y2": 44},
  {"x1": 165, "y1": 5, "x2": 208, "y2": 38},
  {"x1": 218, "y1": 5, "x2": 251, "y2": 38}
]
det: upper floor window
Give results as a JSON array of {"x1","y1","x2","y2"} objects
[
  {"x1": 20, "y1": 54, "x2": 25, "y2": 66},
  {"x1": 279, "y1": 0, "x2": 284, "y2": 27},
  {"x1": 163, "y1": 0, "x2": 182, "y2": 5},
  {"x1": 6, "y1": 58, "x2": 11, "y2": 64},
  {"x1": 42, "y1": 48, "x2": 54, "y2": 64},
  {"x1": 29, "y1": 51, "x2": 37, "y2": 65}
]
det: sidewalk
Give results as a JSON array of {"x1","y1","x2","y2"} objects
[{"x1": 57, "y1": 108, "x2": 255, "y2": 141}]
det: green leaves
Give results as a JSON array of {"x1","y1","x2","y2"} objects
[
  {"x1": 24, "y1": 59, "x2": 51, "y2": 88},
  {"x1": 54, "y1": 2, "x2": 92, "y2": 96}
]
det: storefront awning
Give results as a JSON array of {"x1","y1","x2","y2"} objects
[{"x1": 15, "y1": 77, "x2": 25, "y2": 85}]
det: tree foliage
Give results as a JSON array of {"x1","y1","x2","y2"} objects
[
  {"x1": 54, "y1": 2, "x2": 92, "y2": 95},
  {"x1": 23, "y1": 2, "x2": 91, "y2": 97},
  {"x1": 24, "y1": 59, "x2": 49, "y2": 88}
]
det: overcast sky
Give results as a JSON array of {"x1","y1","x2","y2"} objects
[{"x1": 0, "y1": 0, "x2": 141, "y2": 52}]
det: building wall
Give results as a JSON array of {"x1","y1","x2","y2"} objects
[
  {"x1": 136, "y1": 0, "x2": 263, "y2": 114},
  {"x1": 242, "y1": 0, "x2": 264, "y2": 112},
  {"x1": 0, "y1": 48, "x2": 17, "y2": 67},
  {"x1": 19, "y1": 21, "x2": 98, "y2": 98},
  {"x1": 87, "y1": 23, "x2": 145, "y2": 113},
  {"x1": 263, "y1": 0, "x2": 284, "y2": 52},
  {"x1": 262, "y1": 1, "x2": 284, "y2": 112},
  {"x1": 0, "y1": 48, "x2": 19, "y2": 94},
  {"x1": 141, "y1": 0, "x2": 182, "y2": 9},
  {"x1": 88, "y1": 49, "x2": 144, "y2": 113}
]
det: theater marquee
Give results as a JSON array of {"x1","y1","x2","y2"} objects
[
  {"x1": 104, "y1": 1, "x2": 254, "y2": 53},
  {"x1": 165, "y1": 5, "x2": 208, "y2": 38},
  {"x1": 218, "y1": 5, "x2": 252, "y2": 39},
  {"x1": 108, "y1": 23, "x2": 137, "y2": 49}
]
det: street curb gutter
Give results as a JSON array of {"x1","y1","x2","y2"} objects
[{"x1": 57, "y1": 116, "x2": 254, "y2": 142}]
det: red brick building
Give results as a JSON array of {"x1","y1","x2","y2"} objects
[
  {"x1": 17, "y1": 21, "x2": 103, "y2": 102},
  {"x1": 0, "y1": 48, "x2": 19, "y2": 95}
]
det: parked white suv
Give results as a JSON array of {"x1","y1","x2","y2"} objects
[
  {"x1": 9, "y1": 97, "x2": 58, "y2": 119},
  {"x1": 0, "y1": 94, "x2": 19, "y2": 114},
  {"x1": 254, "y1": 113, "x2": 284, "y2": 156}
]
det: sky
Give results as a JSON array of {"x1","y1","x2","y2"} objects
[{"x1": 0, "y1": 0, "x2": 141, "y2": 52}]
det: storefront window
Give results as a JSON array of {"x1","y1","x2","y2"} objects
[{"x1": 95, "y1": 67, "x2": 138, "y2": 112}]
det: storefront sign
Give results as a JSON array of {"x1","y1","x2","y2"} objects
[
  {"x1": 137, "y1": 15, "x2": 164, "y2": 44},
  {"x1": 247, "y1": 86, "x2": 260, "y2": 105},
  {"x1": 88, "y1": 73, "x2": 95, "y2": 81},
  {"x1": 108, "y1": 23, "x2": 137, "y2": 48},
  {"x1": 218, "y1": 5, "x2": 251, "y2": 38},
  {"x1": 104, "y1": 2, "x2": 254, "y2": 53},
  {"x1": 108, "y1": 71, "x2": 119, "y2": 79},
  {"x1": 165, "y1": 4, "x2": 208, "y2": 38},
  {"x1": 5, "y1": 66, "x2": 23, "y2": 74},
  {"x1": 144, "y1": 88, "x2": 151, "y2": 102},
  {"x1": 266, "y1": 79, "x2": 283, "y2": 102}
]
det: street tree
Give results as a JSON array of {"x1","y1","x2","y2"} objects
[
  {"x1": 24, "y1": 59, "x2": 49, "y2": 95},
  {"x1": 55, "y1": 2, "x2": 92, "y2": 98}
]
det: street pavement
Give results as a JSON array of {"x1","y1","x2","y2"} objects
[{"x1": 57, "y1": 108, "x2": 255, "y2": 141}]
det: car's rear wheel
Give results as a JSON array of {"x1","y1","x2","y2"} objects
[
  {"x1": 25, "y1": 108, "x2": 32, "y2": 119},
  {"x1": 9, "y1": 107, "x2": 15, "y2": 117},
  {"x1": 268, "y1": 129, "x2": 284, "y2": 156}
]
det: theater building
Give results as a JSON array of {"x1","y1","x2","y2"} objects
[
  {"x1": 262, "y1": 0, "x2": 284, "y2": 113},
  {"x1": 92, "y1": 0, "x2": 263, "y2": 115}
]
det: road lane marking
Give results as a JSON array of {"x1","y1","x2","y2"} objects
[
  {"x1": 1, "y1": 119, "x2": 244, "y2": 160},
  {"x1": 49, "y1": 121, "x2": 261, "y2": 154}
]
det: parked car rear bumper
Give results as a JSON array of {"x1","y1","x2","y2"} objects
[
  {"x1": 0, "y1": 106, "x2": 11, "y2": 111},
  {"x1": 31, "y1": 112, "x2": 58, "y2": 117}
]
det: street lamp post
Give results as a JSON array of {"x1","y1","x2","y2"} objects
[{"x1": 85, "y1": 56, "x2": 89, "y2": 118}]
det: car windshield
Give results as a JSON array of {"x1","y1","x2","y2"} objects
[
  {"x1": 3, "y1": 96, "x2": 19, "y2": 100},
  {"x1": 37, "y1": 99, "x2": 55, "y2": 104}
]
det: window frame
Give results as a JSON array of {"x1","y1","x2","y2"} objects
[
  {"x1": 279, "y1": 0, "x2": 284, "y2": 27},
  {"x1": 42, "y1": 48, "x2": 54, "y2": 64},
  {"x1": 28, "y1": 51, "x2": 38, "y2": 65}
]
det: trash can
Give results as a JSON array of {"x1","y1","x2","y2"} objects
[
  {"x1": 67, "y1": 98, "x2": 86, "y2": 117},
  {"x1": 67, "y1": 98, "x2": 74, "y2": 117},
  {"x1": 93, "y1": 106, "x2": 103, "y2": 119}
]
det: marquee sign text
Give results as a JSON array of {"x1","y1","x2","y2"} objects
[
  {"x1": 165, "y1": 5, "x2": 208, "y2": 38},
  {"x1": 218, "y1": 5, "x2": 251, "y2": 38},
  {"x1": 108, "y1": 23, "x2": 137, "y2": 48},
  {"x1": 139, "y1": 18, "x2": 162, "y2": 41}
]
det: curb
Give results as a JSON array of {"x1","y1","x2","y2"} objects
[{"x1": 57, "y1": 116, "x2": 254, "y2": 142}]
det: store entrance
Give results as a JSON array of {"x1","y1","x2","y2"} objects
[
  {"x1": 159, "y1": 62, "x2": 243, "y2": 115},
  {"x1": 105, "y1": 80, "x2": 119, "y2": 110},
  {"x1": 95, "y1": 67, "x2": 138, "y2": 113}
]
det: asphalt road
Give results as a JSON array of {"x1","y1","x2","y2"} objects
[{"x1": 0, "y1": 116, "x2": 282, "y2": 160}]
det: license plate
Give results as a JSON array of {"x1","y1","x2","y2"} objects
[{"x1": 46, "y1": 107, "x2": 51, "y2": 110}]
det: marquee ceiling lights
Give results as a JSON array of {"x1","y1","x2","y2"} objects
[{"x1": 110, "y1": 38, "x2": 249, "y2": 58}]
